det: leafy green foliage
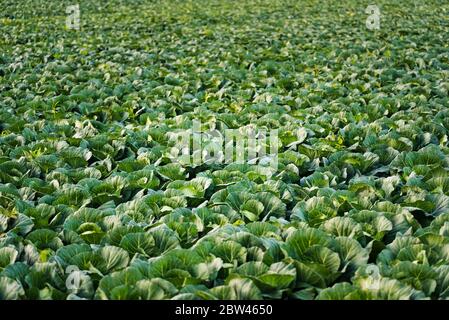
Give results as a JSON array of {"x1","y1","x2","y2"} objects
[{"x1": 0, "y1": 0, "x2": 449, "y2": 300}]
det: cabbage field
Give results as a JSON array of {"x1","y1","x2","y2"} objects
[{"x1": 1, "y1": 0, "x2": 449, "y2": 300}]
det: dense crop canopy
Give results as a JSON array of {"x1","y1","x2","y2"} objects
[{"x1": 1, "y1": 0, "x2": 449, "y2": 300}]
